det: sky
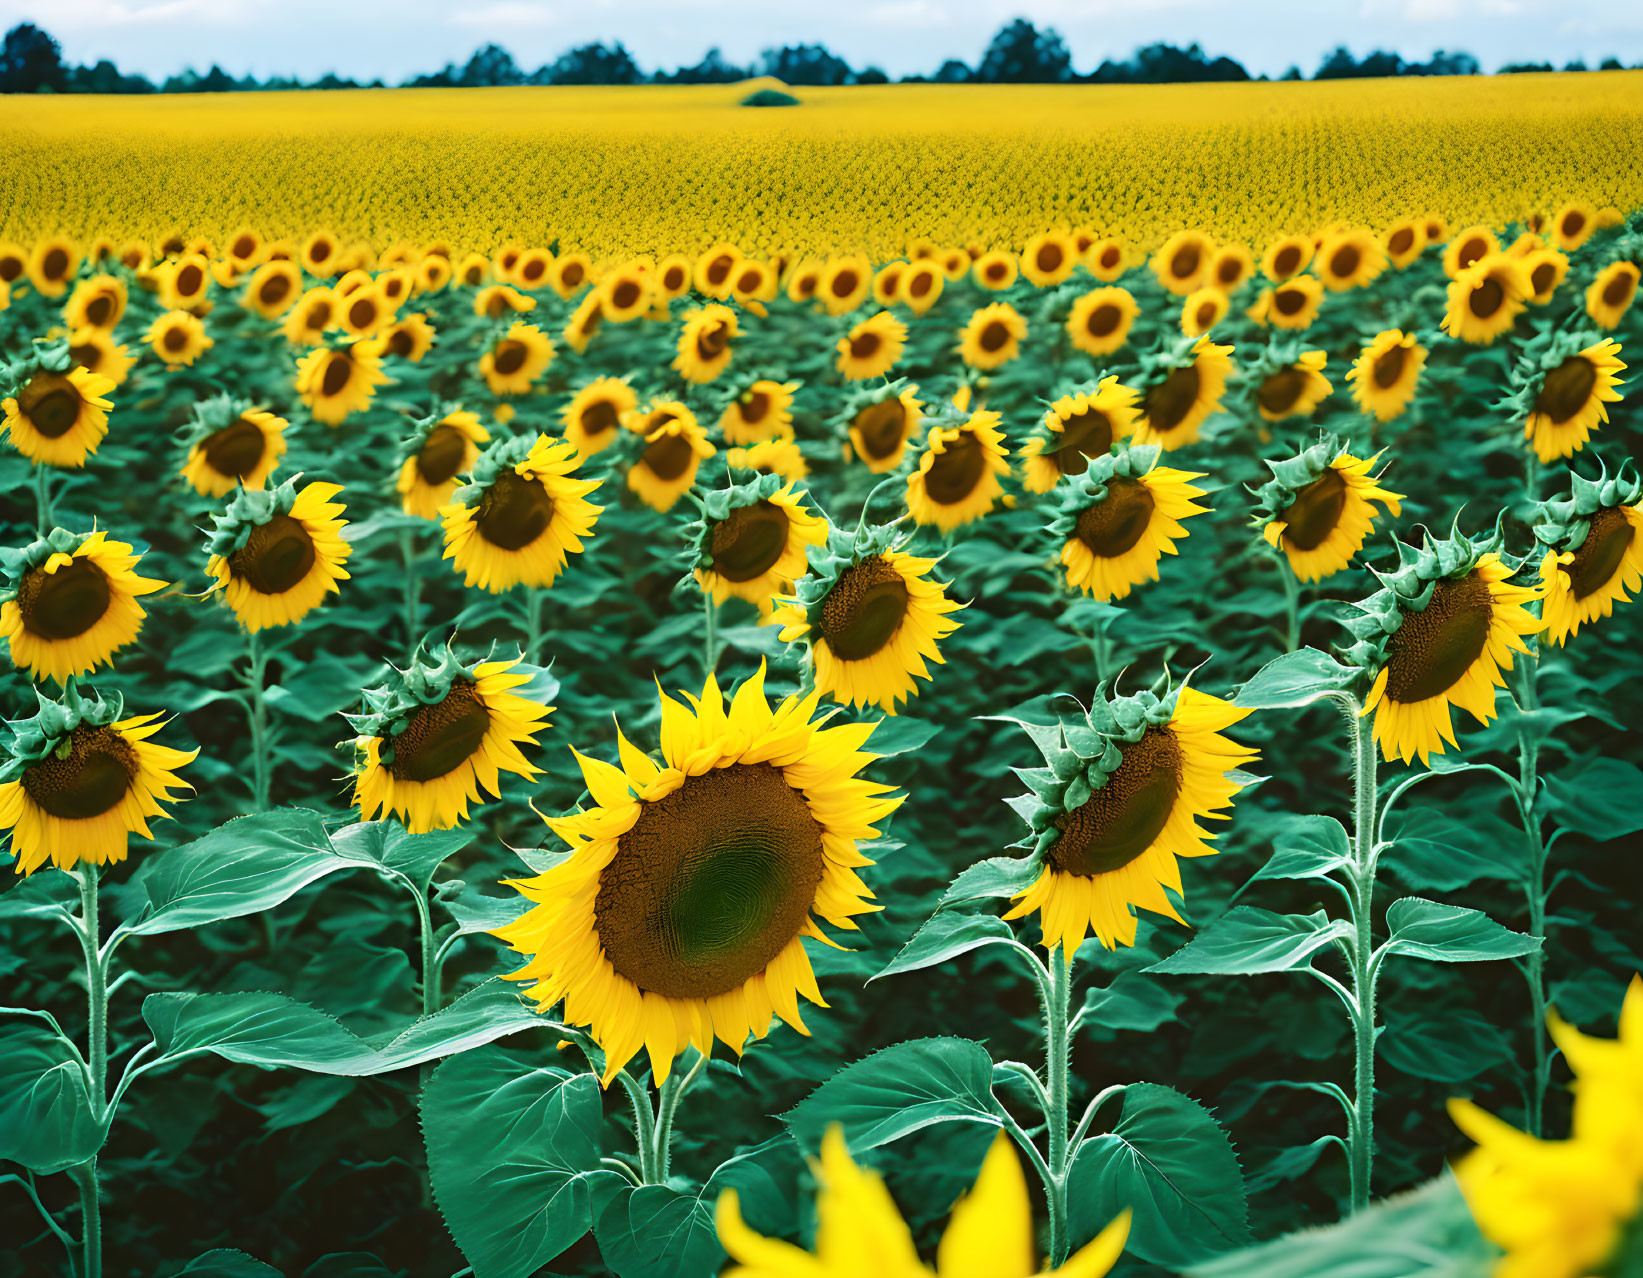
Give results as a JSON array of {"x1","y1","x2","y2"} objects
[{"x1": 9, "y1": 0, "x2": 1643, "y2": 82}]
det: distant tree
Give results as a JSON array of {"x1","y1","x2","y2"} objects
[
  {"x1": 659, "y1": 47, "x2": 746, "y2": 84},
  {"x1": 855, "y1": 65, "x2": 889, "y2": 84},
  {"x1": 932, "y1": 58, "x2": 971, "y2": 83},
  {"x1": 536, "y1": 41, "x2": 640, "y2": 85},
  {"x1": 1117, "y1": 42, "x2": 1249, "y2": 83},
  {"x1": 69, "y1": 58, "x2": 153, "y2": 93},
  {"x1": 757, "y1": 43, "x2": 853, "y2": 86},
  {"x1": 976, "y1": 19, "x2": 1071, "y2": 83},
  {"x1": 1407, "y1": 50, "x2": 1480, "y2": 76},
  {"x1": 1563, "y1": 58, "x2": 1588, "y2": 72},
  {"x1": 1600, "y1": 56, "x2": 1624, "y2": 70},
  {"x1": 404, "y1": 62, "x2": 460, "y2": 88},
  {"x1": 1313, "y1": 47, "x2": 1406, "y2": 79},
  {"x1": 459, "y1": 43, "x2": 523, "y2": 87},
  {"x1": 1280, "y1": 65, "x2": 1303, "y2": 81},
  {"x1": 0, "y1": 22, "x2": 66, "y2": 93},
  {"x1": 1498, "y1": 60, "x2": 1556, "y2": 74}
]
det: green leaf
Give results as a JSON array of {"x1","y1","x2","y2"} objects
[
  {"x1": 1247, "y1": 815, "x2": 1352, "y2": 886},
  {"x1": 0, "y1": 872, "x2": 78, "y2": 924},
  {"x1": 1233, "y1": 649, "x2": 1356, "y2": 709},
  {"x1": 1546, "y1": 759, "x2": 1643, "y2": 841},
  {"x1": 861, "y1": 716, "x2": 940, "y2": 757},
  {"x1": 1384, "y1": 808, "x2": 1527, "y2": 891},
  {"x1": 0, "y1": 1025, "x2": 102, "y2": 1175},
  {"x1": 123, "y1": 809, "x2": 343, "y2": 937},
  {"x1": 423, "y1": 1046, "x2": 606, "y2": 1278},
  {"x1": 1148, "y1": 908, "x2": 1352, "y2": 976},
  {"x1": 873, "y1": 911, "x2": 1017, "y2": 981},
  {"x1": 302, "y1": 1256, "x2": 404, "y2": 1278},
  {"x1": 1079, "y1": 970, "x2": 1183, "y2": 1039},
  {"x1": 177, "y1": 1252, "x2": 284, "y2": 1277},
  {"x1": 939, "y1": 856, "x2": 1040, "y2": 908},
  {"x1": 1066, "y1": 1082, "x2": 1251, "y2": 1268},
  {"x1": 330, "y1": 820, "x2": 473, "y2": 892},
  {"x1": 439, "y1": 889, "x2": 529, "y2": 935},
  {"x1": 1380, "y1": 1006, "x2": 1514, "y2": 1084},
  {"x1": 1380, "y1": 898, "x2": 1540, "y2": 963},
  {"x1": 782, "y1": 1037, "x2": 1001, "y2": 1153}
]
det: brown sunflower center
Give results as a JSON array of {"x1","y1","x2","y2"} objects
[
  {"x1": 1075, "y1": 477, "x2": 1156, "y2": 557},
  {"x1": 85, "y1": 295, "x2": 113, "y2": 327},
  {"x1": 24, "y1": 383, "x2": 82, "y2": 439},
  {"x1": 1216, "y1": 257, "x2": 1241, "y2": 286},
  {"x1": 1049, "y1": 410, "x2": 1113, "y2": 476},
  {"x1": 475, "y1": 470, "x2": 554, "y2": 551},
  {"x1": 853, "y1": 400, "x2": 907, "y2": 460},
  {"x1": 696, "y1": 323, "x2": 729, "y2": 361},
  {"x1": 819, "y1": 555, "x2": 909, "y2": 660},
  {"x1": 1329, "y1": 244, "x2": 1361, "y2": 279},
  {"x1": 1145, "y1": 364, "x2": 1201, "y2": 431},
  {"x1": 986, "y1": 262, "x2": 1008, "y2": 282},
  {"x1": 19, "y1": 558, "x2": 111, "y2": 639},
  {"x1": 705, "y1": 255, "x2": 733, "y2": 286},
  {"x1": 830, "y1": 270, "x2": 860, "y2": 299},
  {"x1": 1170, "y1": 244, "x2": 1200, "y2": 279},
  {"x1": 233, "y1": 234, "x2": 257, "y2": 259},
  {"x1": 320, "y1": 354, "x2": 352, "y2": 397},
  {"x1": 1048, "y1": 728, "x2": 1182, "y2": 877},
  {"x1": 559, "y1": 261, "x2": 585, "y2": 288},
  {"x1": 176, "y1": 263, "x2": 204, "y2": 296},
  {"x1": 1258, "y1": 367, "x2": 1309, "y2": 416},
  {"x1": 641, "y1": 431, "x2": 696, "y2": 483},
  {"x1": 1457, "y1": 236, "x2": 1488, "y2": 269},
  {"x1": 416, "y1": 424, "x2": 468, "y2": 485},
  {"x1": 388, "y1": 328, "x2": 416, "y2": 357},
  {"x1": 1388, "y1": 227, "x2": 1414, "y2": 255},
  {"x1": 230, "y1": 514, "x2": 317, "y2": 594},
  {"x1": 1085, "y1": 303, "x2": 1122, "y2": 338},
  {"x1": 1530, "y1": 263, "x2": 1557, "y2": 296},
  {"x1": 164, "y1": 326, "x2": 189, "y2": 354},
  {"x1": 520, "y1": 258, "x2": 546, "y2": 284},
  {"x1": 1384, "y1": 573, "x2": 1493, "y2": 703},
  {"x1": 1373, "y1": 344, "x2": 1408, "y2": 389},
  {"x1": 492, "y1": 341, "x2": 528, "y2": 376},
  {"x1": 1100, "y1": 247, "x2": 1121, "y2": 270},
  {"x1": 710, "y1": 501, "x2": 789, "y2": 583},
  {"x1": 1273, "y1": 244, "x2": 1302, "y2": 277},
  {"x1": 1561, "y1": 211, "x2": 1585, "y2": 238},
  {"x1": 849, "y1": 331, "x2": 881, "y2": 360},
  {"x1": 662, "y1": 265, "x2": 686, "y2": 291},
  {"x1": 1469, "y1": 278, "x2": 1504, "y2": 319},
  {"x1": 1535, "y1": 356, "x2": 1598, "y2": 424},
  {"x1": 978, "y1": 321, "x2": 1011, "y2": 353},
  {"x1": 922, "y1": 431, "x2": 986, "y2": 505},
  {"x1": 1037, "y1": 244, "x2": 1064, "y2": 273},
  {"x1": 611, "y1": 279, "x2": 642, "y2": 309},
  {"x1": 907, "y1": 269, "x2": 933, "y2": 297},
  {"x1": 594, "y1": 762, "x2": 825, "y2": 1000},
  {"x1": 347, "y1": 297, "x2": 377, "y2": 330},
  {"x1": 70, "y1": 342, "x2": 102, "y2": 372},
  {"x1": 0, "y1": 254, "x2": 22, "y2": 281},
  {"x1": 304, "y1": 301, "x2": 331, "y2": 330},
  {"x1": 1274, "y1": 286, "x2": 1307, "y2": 316},
  {"x1": 309, "y1": 239, "x2": 332, "y2": 263},
  {"x1": 1568, "y1": 507, "x2": 1633, "y2": 600},
  {"x1": 42, "y1": 247, "x2": 69, "y2": 280},
  {"x1": 386, "y1": 679, "x2": 490, "y2": 782},
  {"x1": 1602, "y1": 272, "x2": 1635, "y2": 308},
  {"x1": 1280, "y1": 468, "x2": 1348, "y2": 551},
  {"x1": 204, "y1": 418, "x2": 267, "y2": 479},
  {"x1": 579, "y1": 399, "x2": 621, "y2": 439},
  {"x1": 22, "y1": 724, "x2": 137, "y2": 820},
  {"x1": 741, "y1": 390, "x2": 771, "y2": 424}
]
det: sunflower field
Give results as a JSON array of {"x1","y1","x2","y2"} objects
[{"x1": 2, "y1": 74, "x2": 1642, "y2": 1278}]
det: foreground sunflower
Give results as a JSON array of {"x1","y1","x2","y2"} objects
[
  {"x1": 775, "y1": 522, "x2": 964, "y2": 713},
  {"x1": 1508, "y1": 333, "x2": 1627, "y2": 463},
  {"x1": 674, "y1": 304, "x2": 741, "y2": 384},
  {"x1": 496, "y1": 664, "x2": 900, "y2": 1083},
  {"x1": 1130, "y1": 336, "x2": 1235, "y2": 450},
  {"x1": 1346, "y1": 329, "x2": 1427, "y2": 422},
  {"x1": 348, "y1": 648, "x2": 550, "y2": 833},
  {"x1": 836, "y1": 311, "x2": 907, "y2": 380},
  {"x1": 1248, "y1": 344, "x2": 1332, "y2": 422},
  {"x1": 1003, "y1": 675, "x2": 1256, "y2": 953},
  {"x1": 1, "y1": 528, "x2": 166, "y2": 684},
  {"x1": 178, "y1": 394, "x2": 289, "y2": 498},
  {"x1": 1253, "y1": 436, "x2": 1404, "y2": 583},
  {"x1": 625, "y1": 402, "x2": 716, "y2": 513},
  {"x1": 905, "y1": 405, "x2": 1012, "y2": 533},
  {"x1": 1, "y1": 685, "x2": 196, "y2": 876},
  {"x1": 1018, "y1": 377, "x2": 1138, "y2": 494},
  {"x1": 720, "y1": 378, "x2": 800, "y2": 446},
  {"x1": 687, "y1": 473, "x2": 828, "y2": 614},
  {"x1": 1442, "y1": 254, "x2": 1531, "y2": 345},
  {"x1": 294, "y1": 343, "x2": 389, "y2": 426},
  {"x1": 718, "y1": 1125, "x2": 1132, "y2": 1278},
  {"x1": 2, "y1": 342, "x2": 115, "y2": 467},
  {"x1": 1447, "y1": 977, "x2": 1643, "y2": 1278},
  {"x1": 442, "y1": 433, "x2": 602, "y2": 591},
  {"x1": 1532, "y1": 464, "x2": 1643, "y2": 646},
  {"x1": 395, "y1": 407, "x2": 490, "y2": 519},
  {"x1": 1051, "y1": 444, "x2": 1208, "y2": 601},
  {"x1": 1066, "y1": 287, "x2": 1138, "y2": 358},
  {"x1": 1344, "y1": 523, "x2": 1543, "y2": 766},
  {"x1": 561, "y1": 377, "x2": 638, "y2": 458},
  {"x1": 204, "y1": 478, "x2": 351, "y2": 632}
]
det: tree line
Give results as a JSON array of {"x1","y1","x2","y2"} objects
[{"x1": 1, "y1": 17, "x2": 1636, "y2": 94}]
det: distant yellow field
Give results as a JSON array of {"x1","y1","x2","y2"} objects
[{"x1": 3, "y1": 73, "x2": 1640, "y2": 260}]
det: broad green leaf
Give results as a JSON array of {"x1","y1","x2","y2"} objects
[
  {"x1": 423, "y1": 1046, "x2": 606, "y2": 1278},
  {"x1": 1546, "y1": 759, "x2": 1643, "y2": 841},
  {"x1": 330, "y1": 820, "x2": 473, "y2": 891},
  {"x1": 1247, "y1": 814, "x2": 1352, "y2": 886},
  {"x1": 439, "y1": 889, "x2": 529, "y2": 935},
  {"x1": 1233, "y1": 649, "x2": 1356, "y2": 709},
  {"x1": 1384, "y1": 808, "x2": 1527, "y2": 892},
  {"x1": 0, "y1": 872, "x2": 78, "y2": 924},
  {"x1": 1380, "y1": 1007, "x2": 1514, "y2": 1084},
  {"x1": 177, "y1": 1252, "x2": 283, "y2": 1277},
  {"x1": 1244, "y1": 1136, "x2": 1339, "y2": 1195},
  {"x1": 1380, "y1": 898, "x2": 1540, "y2": 964},
  {"x1": 1148, "y1": 908, "x2": 1352, "y2": 976},
  {"x1": 783, "y1": 1037, "x2": 1001, "y2": 1153},
  {"x1": 0, "y1": 1025, "x2": 102, "y2": 1174},
  {"x1": 939, "y1": 856, "x2": 1040, "y2": 908},
  {"x1": 1079, "y1": 970, "x2": 1183, "y2": 1038},
  {"x1": 873, "y1": 911, "x2": 1016, "y2": 981},
  {"x1": 1066, "y1": 1082, "x2": 1251, "y2": 1268},
  {"x1": 123, "y1": 809, "x2": 343, "y2": 937},
  {"x1": 302, "y1": 1256, "x2": 403, "y2": 1278},
  {"x1": 860, "y1": 716, "x2": 940, "y2": 757}
]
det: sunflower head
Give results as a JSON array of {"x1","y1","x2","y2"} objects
[
  {"x1": 904, "y1": 404, "x2": 1012, "y2": 532},
  {"x1": 393, "y1": 404, "x2": 490, "y2": 520},
  {"x1": 1018, "y1": 376, "x2": 1138, "y2": 494},
  {"x1": 620, "y1": 401, "x2": 716, "y2": 513},
  {"x1": 717, "y1": 376, "x2": 799, "y2": 446},
  {"x1": 683, "y1": 471, "x2": 829, "y2": 613},
  {"x1": 1531, "y1": 460, "x2": 1643, "y2": 646},
  {"x1": 1245, "y1": 337, "x2": 1333, "y2": 422},
  {"x1": 1, "y1": 338, "x2": 115, "y2": 468},
  {"x1": 204, "y1": 476, "x2": 351, "y2": 632},
  {"x1": 1346, "y1": 328, "x2": 1427, "y2": 423},
  {"x1": 1251, "y1": 434, "x2": 1404, "y2": 583},
  {"x1": 1130, "y1": 333, "x2": 1235, "y2": 450},
  {"x1": 561, "y1": 376, "x2": 638, "y2": 458},
  {"x1": 1505, "y1": 326, "x2": 1628, "y2": 463},
  {"x1": 177, "y1": 392, "x2": 289, "y2": 498}
]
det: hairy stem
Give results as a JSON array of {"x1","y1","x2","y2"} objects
[
  {"x1": 703, "y1": 594, "x2": 719, "y2": 681},
  {"x1": 1514, "y1": 655, "x2": 1550, "y2": 1136},
  {"x1": 1280, "y1": 560, "x2": 1300, "y2": 653},
  {"x1": 77, "y1": 867, "x2": 107, "y2": 1278},
  {"x1": 653, "y1": 1052, "x2": 706, "y2": 1182},
  {"x1": 1044, "y1": 946, "x2": 1073, "y2": 1266},
  {"x1": 35, "y1": 463, "x2": 55, "y2": 537},
  {"x1": 522, "y1": 589, "x2": 545, "y2": 666},
  {"x1": 1346, "y1": 702, "x2": 1379, "y2": 1212},
  {"x1": 243, "y1": 629, "x2": 271, "y2": 811},
  {"x1": 400, "y1": 527, "x2": 422, "y2": 666}
]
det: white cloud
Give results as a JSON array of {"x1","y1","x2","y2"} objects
[{"x1": 447, "y1": 2, "x2": 561, "y2": 29}]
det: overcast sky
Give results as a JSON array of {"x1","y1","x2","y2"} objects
[{"x1": 9, "y1": 0, "x2": 1643, "y2": 81}]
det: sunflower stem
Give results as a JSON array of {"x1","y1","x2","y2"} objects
[
  {"x1": 243, "y1": 628, "x2": 272, "y2": 812},
  {"x1": 653, "y1": 1050, "x2": 705, "y2": 1182},
  {"x1": 1279, "y1": 560, "x2": 1300, "y2": 653},
  {"x1": 400, "y1": 528, "x2": 422, "y2": 666},
  {"x1": 75, "y1": 866, "x2": 107, "y2": 1278},
  {"x1": 1043, "y1": 946, "x2": 1073, "y2": 1267},
  {"x1": 521, "y1": 588, "x2": 545, "y2": 666},
  {"x1": 1345, "y1": 700, "x2": 1379, "y2": 1213},
  {"x1": 1089, "y1": 616, "x2": 1112, "y2": 686},
  {"x1": 703, "y1": 595, "x2": 719, "y2": 681},
  {"x1": 34, "y1": 463, "x2": 55, "y2": 536},
  {"x1": 615, "y1": 1070, "x2": 659, "y2": 1184},
  {"x1": 1513, "y1": 654, "x2": 1550, "y2": 1136}
]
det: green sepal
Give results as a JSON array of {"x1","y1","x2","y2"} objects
[
  {"x1": 679, "y1": 471, "x2": 793, "y2": 580},
  {"x1": 0, "y1": 337, "x2": 77, "y2": 398},
  {"x1": 0, "y1": 681, "x2": 126, "y2": 784},
  {"x1": 203, "y1": 474, "x2": 303, "y2": 558},
  {"x1": 1045, "y1": 441, "x2": 1163, "y2": 541},
  {"x1": 1530, "y1": 457, "x2": 1642, "y2": 552},
  {"x1": 448, "y1": 431, "x2": 533, "y2": 508},
  {"x1": 1499, "y1": 321, "x2": 1611, "y2": 422},
  {"x1": 1248, "y1": 433, "x2": 1351, "y2": 531},
  {"x1": 0, "y1": 527, "x2": 95, "y2": 605},
  {"x1": 393, "y1": 401, "x2": 471, "y2": 473}
]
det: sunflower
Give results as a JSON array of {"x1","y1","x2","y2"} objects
[
  {"x1": 561, "y1": 377, "x2": 638, "y2": 457},
  {"x1": 1208, "y1": 244, "x2": 1254, "y2": 292},
  {"x1": 27, "y1": 236, "x2": 79, "y2": 298},
  {"x1": 1131, "y1": 336, "x2": 1235, "y2": 450},
  {"x1": 959, "y1": 303, "x2": 1027, "y2": 371},
  {"x1": 159, "y1": 253, "x2": 212, "y2": 311},
  {"x1": 1261, "y1": 234, "x2": 1313, "y2": 282},
  {"x1": 1151, "y1": 230, "x2": 1213, "y2": 295},
  {"x1": 348, "y1": 649, "x2": 550, "y2": 833},
  {"x1": 1251, "y1": 346, "x2": 1332, "y2": 422},
  {"x1": 547, "y1": 253, "x2": 592, "y2": 300},
  {"x1": 442, "y1": 434, "x2": 602, "y2": 591},
  {"x1": 223, "y1": 227, "x2": 265, "y2": 273},
  {"x1": 717, "y1": 379, "x2": 797, "y2": 446},
  {"x1": 3, "y1": 355, "x2": 114, "y2": 468},
  {"x1": 674, "y1": 304, "x2": 740, "y2": 384},
  {"x1": 496, "y1": 663, "x2": 900, "y2": 1084},
  {"x1": 655, "y1": 254, "x2": 692, "y2": 301},
  {"x1": 1003, "y1": 677, "x2": 1256, "y2": 954},
  {"x1": 599, "y1": 265, "x2": 656, "y2": 322},
  {"x1": 1018, "y1": 377, "x2": 1138, "y2": 494},
  {"x1": 1, "y1": 528, "x2": 166, "y2": 684},
  {"x1": 1441, "y1": 226, "x2": 1498, "y2": 279},
  {"x1": 1551, "y1": 201, "x2": 1598, "y2": 253},
  {"x1": 836, "y1": 311, "x2": 907, "y2": 381},
  {"x1": 1586, "y1": 262, "x2": 1639, "y2": 330},
  {"x1": 66, "y1": 329, "x2": 136, "y2": 388},
  {"x1": 1346, "y1": 525, "x2": 1543, "y2": 766},
  {"x1": 204, "y1": 479, "x2": 351, "y2": 633},
  {"x1": 0, "y1": 242, "x2": 27, "y2": 286},
  {"x1": 376, "y1": 268, "x2": 415, "y2": 309},
  {"x1": 146, "y1": 310, "x2": 214, "y2": 366},
  {"x1": 1315, "y1": 228, "x2": 1387, "y2": 291},
  {"x1": 1442, "y1": 254, "x2": 1532, "y2": 345},
  {"x1": 363, "y1": 312, "x2": 436, "y2": 363},
  {"x1": 418, "y1": 255, "x2": 453, "y2": 294},
  {"x1": 1181, "y1": 287, "x2": 1229, "y2": 337},
  {"x1": 1512, "y1": 335, "x2": 1627, "y2": 463},
  {"x1": 179, "y1": 396, "x2": 289, "y2": 497},
  {"x1": 1020, "y1": 230, "x2": 1076, "y2": 288},
  {"x1": 844, "y1": 382, "x2": 924, "y2": 474},
  {"x1": 728, "y1": 437, "x2": 808, "y2": 483},
  {"x1": 0, "y1": 686, "x2": 196, "y2": 876},
  {"x1": 63, "y1": 275, "x2": 127, "y2": 331},
  {"x1": 785, "y1": 259, "x2": 823, "y2": 305},
  {"x1": 1252, "y1": 275, "x2": 1324, "y2": 330},
  {"x1": 455, "y1": 252, "x2": 489, "y2": 287},
  {"x1": 281, "y1": 287, "x2": 338, "y2": 344},
  {"x1": 965, "y1": 250, "x2": 1013, "y2": 293},
  {"x1": 479, "y1": 322, "x2": 554, "y2": 396},
  {"x1": 1087, "y1": 238, "x2": 1125, "y2": 282},
  {"x1": 337, "y1": 284, "x2": 393, "y2": 338},
  {"x1": 819, "y1": 256, "x2": 872, "y2": 315},
  {"x1": 1066, "y1": 287, "x2": 1138, "y2": 359},
  {"x1": 300, "y1": 230, "x2": 340, "y2": 277},
  {"x1": 1254, "y1": 437, "x2": 1404, "y2": 583},
  {"x1": 1346, "y1": 329, "x2": 1427, "y2": 422},
  {"x1": 242, "y1": 261, "x2": 302, "y2": 319},
  {"x1": 294, "y1": 343, "x2": 388, "y2": 426},
  {"x1": 1447, "y1": 978, "x2": 1643, "y2": 1278},
  {"x1": 695, "y1": 244, "x2": 742, "y2": 299},
  {"x1": 688, "y1": 473, "x2": 828, "y2": 614},
  {"x1": 396, "y1": 408, "x2": 490, "y2": 519},
  {"x1": 899, "y1": 260, "x2": 945, "y2": 315},
  {"x1": 625, "y1": 403, "x2": 716, "y2": 513},
  {"x1": 563, "y1": 293, "x2": 604, "y2": 355},
  {"x1": 1052, "y1": 444, "x2": 1207, "y2": 601},
  {"x1": 729, "y1": 259, "x2": 777, "y2": 309},
  {"x1": 1522, "y1": 248, "x2": 1569, "y2": 305},
  {"x1": 716, "y1": 1125, "x2": 1132, "y2": 1278},
  {"x1": 905, "y1": 408, "x2": 1011, "y2": 533},
  {"x1": 513, "y1": 248, "x2": 553, "y2": 291},
  {"x1": 1382, "y1": 218, "x2": 1428, "y2": 270},
  {"x1": 1533, "y1": 465, "x2": 1643, "y2": 646}
]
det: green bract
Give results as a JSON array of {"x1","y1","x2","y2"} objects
[
  {"x1": 343, "y1": 646, "x2": 501, "y2": 768},
  {"x1": 0, "y1": 336, "x2": 77, "y2": 397},
  {"x1": 447, "y1": 432, "x2": 533, "y2": 508},
  {"x1": 1045, "y1": 440, "x2": 1161, "y2": 540},
  {"x1": 176, "y1": 391, "x2": 261, "y2": 451},
  {"x1": 1249, "y1": 433, "x2": 1350, "y2": 533},
  {"x1": 678, "y1": 470, "x2": 793, "y2": 582},
  {"x1": 1241, "y1": 333, "x2": 1311, "y2": 392},
  {"x1": 393, "y1": 401, "x2": 466, "y2": 474},
  {"x1": 0, "y1": 526, "x2": 96, "y2": 606},
  {"x1": 1530, "y1": 460, "x2": 1642, "y2": 556},
  {"x1": 1500, "y1": 322, "x2": 1608, "y2": 422},
  {"x1": 783, "y1": 519, "x2": 907, "y2": 641},
  {"x1": 0, "y1": 681, "x2": 125, "y2": 784},
  {"x1": 203, "y1": 473, "x2": 303, "y2": 558}
]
